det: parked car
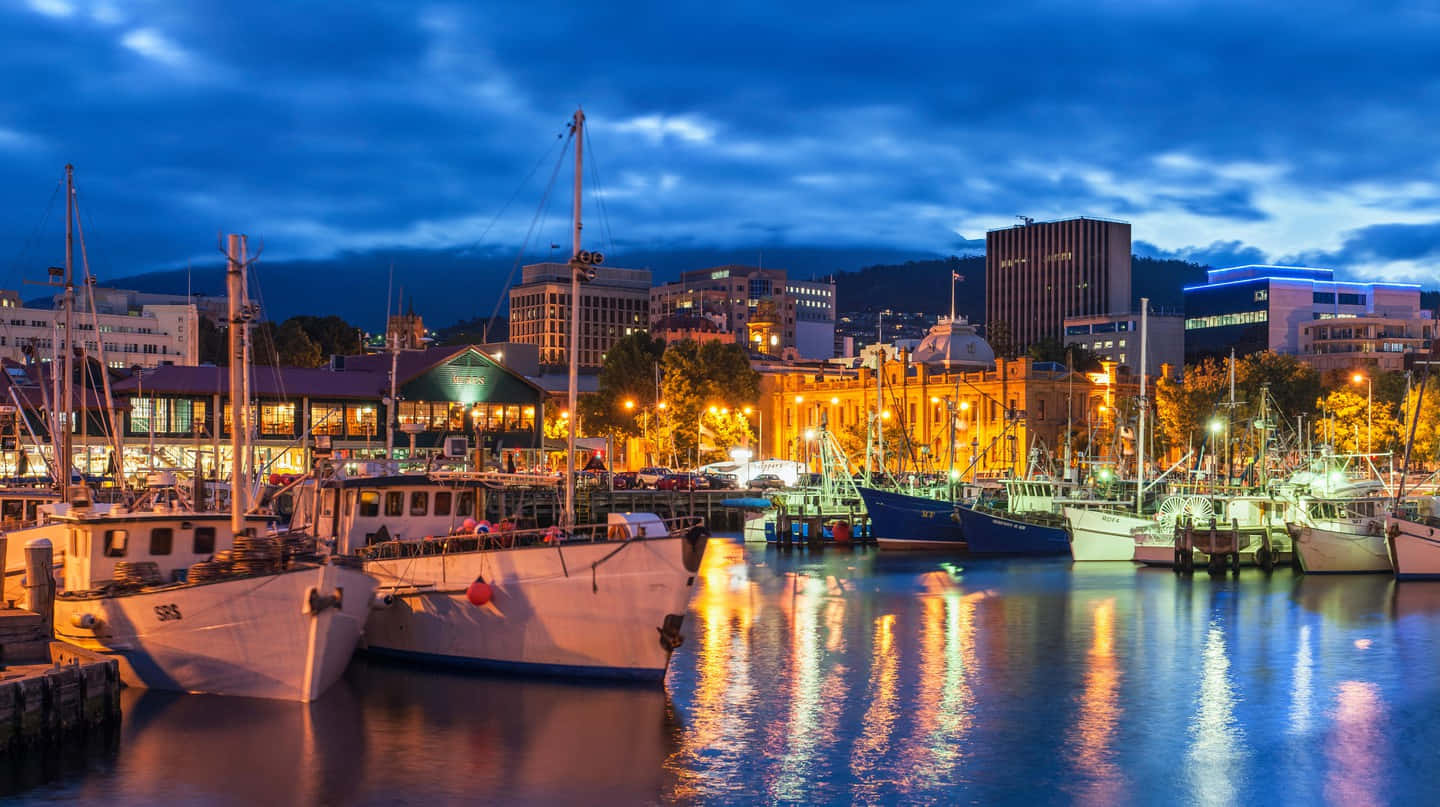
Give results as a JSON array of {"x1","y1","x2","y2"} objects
[
  {"x1": 749, "y1": 473, "x2": 786, "y2": 490},
  {"x1": 637, "y1": 466, "x2": 672, "y2": 488},
  {"x1": 701, "y1": 472, "x2": 739, "y2": 490},
  {"x1": 656, "y1": 473, "x2": 701, "y2": 491},
  {"x1": 611, "y1": 471, "x2": 640, "y2": 490}
]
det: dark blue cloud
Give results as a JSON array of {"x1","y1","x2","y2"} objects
[{"x1": 1, "y1": 0, "x2": 1438, "y2": 307}]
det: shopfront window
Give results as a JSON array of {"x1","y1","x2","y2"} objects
[
  {"x1": 309, "y1": 404, "x2": 343, "y2": 435},
  {"x1": 260, "y1": 402, "x2": 297, "y2": 436}
]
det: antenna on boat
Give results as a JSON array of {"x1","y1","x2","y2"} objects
[
  {"x1": 222, "y1": 234, "x2": 260, "y2": 535},
  {"x1": 562, "y1": 107, "x2": 599, "y2": 531}
]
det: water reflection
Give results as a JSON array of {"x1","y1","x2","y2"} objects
[
  {"x1": 1070, "y1": 597, "x2": 1122, "y2": 806},
  {"x1": 1326, "y1": 681, "x2": 1386, "y2": 807},
  {"x1": 14, "y1": 540, "x2": 1440, "y2": 805},
  {"x1": 1187, "y1": 621, "x2": 1248, "y2": 807}
]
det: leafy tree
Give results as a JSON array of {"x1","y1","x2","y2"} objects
[
  {"x1": 577, "y1": 333, "x2": 667, "y2": 441},
  {"x1": 1398, "y1": 385, "x2": 1440, "y2": 470},
  {"x1": 1155, "y1": 352, "x2": 1321, "y2": 455},
  {"x1": 660, "y1": 339, "x2": 760, "y2": 464},
  {"x1": 1313, "y1": 388, "x2": 1401, "y2": 455},
  {"x1": 287, "y1": 315, "x2": 363, "y2": 357}
]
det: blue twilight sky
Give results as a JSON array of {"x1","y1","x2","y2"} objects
[{"x1": 3, "y1": 0, "x2": 1440, "y2": 297}]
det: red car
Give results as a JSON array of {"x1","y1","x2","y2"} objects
[{"x1": 656, "y1": 473, "x2": 701, "y2": 491}]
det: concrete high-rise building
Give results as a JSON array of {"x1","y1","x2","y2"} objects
[
  {"x1": 985, "y1": 217, "x2": 1132, "y2": 352},
  {"x1": 508, "y1": 263, "x2": 651, "y2": 370}
]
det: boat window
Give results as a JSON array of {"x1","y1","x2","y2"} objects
[
  {"x1": 1, "y1": 499, "x2": 21, "y2": 523},
  {"x1": 25, "y1": 501, "x2": 38, "y2": 520},
  {"x1": 194, "y1": 526, "x2": 216, "y2": 555},
  {"x1": 358, "y1": 491, "x2": 380, "y2": 518},
  {"x1": 150, "y1": 527, "x2": 173, "y2": 556},
  {"x1": 434, "y1": 492, "x2": 452, "y2": 516},
  {"x1": 457, "y1": 491, "x2": 475, "y2": 517},
  {"x1": 385, "y1": 491, "x2": 404, "y2": 516},
  {"x1": 410, "y1": 491, "x2": 429, "y2": 516},
  {"x1": 103, "y1": 529, "x2": 128, "y2": 558}
]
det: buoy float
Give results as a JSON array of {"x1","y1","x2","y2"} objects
[
  {"x1": 832, "y1": 520, "x2": 853, "y2": 544},
  {"x1": 544, "y1": 526, "x2": 560, "y2": 543},
  {"x1": 466, "y1": 579, "x2": 493, "y2": 606},
  {"x1": 476, "y1": 520, "x2": 492, "y2": 534},
  {"x1": 462, "y1": 518, "x2": 478, "y2": 533}
]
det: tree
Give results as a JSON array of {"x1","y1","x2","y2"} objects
[
  {"x1": 1313, "y1": 388, "x2": 1401, "y2": 455},
  {"x1": 577, "y1": 332, "x2": 667, "y2": 441},
  {"x1": 1399, "y1": 385, "x2": 1440, "y2": 470},
  {"x1": 660, "y1": 339, "x2": 761, "y2": 464}
]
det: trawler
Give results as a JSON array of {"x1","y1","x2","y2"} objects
[
  {"x1": 50, "y1": 232, "x2": 375, "y2": 702},
  {"x1": 285, "y1": 110, "x2": 709, "y2": 681}
]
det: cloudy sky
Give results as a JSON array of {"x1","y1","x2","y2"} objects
[{"x1": 3, "y1": 0, "x2": 1440, "y2": 298}]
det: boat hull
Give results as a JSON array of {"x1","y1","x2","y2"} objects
[
  {"x1": 1064, "y1": 507, "x2": 1146, "y2": 562},
  {"x1": 1388, "y1": 519, "x2": 1440, "y2": 579},
  {"x1": 954, "y1": 505, "x2": 1069, "y2": 556},
  {"x1": 360, "y1": 536, "x2": 700, "y2": 680},
  {"x1": 859, "y1": 487, "x2": 965, "y2": 550},
  {"x1": 1293, "y1": 524, "x2": 1391, "y2": 574},
  {"x1": 53, "y1": 563, "x2": 376, "y2": 702}
]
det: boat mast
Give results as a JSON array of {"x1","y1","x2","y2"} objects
[
  {"x1": 1135, "y1": 298, "x2": 1148, "y2": 513},
  {"x1": 564, "y1": 108, "x2": 584, "y2": 530},
  {"x1": 61, "y1": 164, "x2": 75, "y2": 502},
  {"x1": 226, "y1": 234, "x2": 249, "y2": 534}
]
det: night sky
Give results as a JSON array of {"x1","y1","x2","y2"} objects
[{"x1": 3, "y1": 0, "x2": 1439, "y2": 308}]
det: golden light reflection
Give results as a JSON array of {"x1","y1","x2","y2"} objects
[
  {"x1": 850, "y1": 613, "x2": 898, "y2": 796},
  {"x1": 665, "y1": 539, "x2": 754, "y2": 802},
  {"x1": 1325, "y1": 681, "x2": 1385, "y2": 807},
  {"x1": 901, "y1": 588, "x2": 982, "y2": 789},
  {"x1": 1071, "y1": 598, "x2": 1123, "y2": 806},
  {"x1": 1186, "y1": 622, "x2": 1248, "y2": 807},
  {"x1": 772, "y1": 575, "x2": 826, "y2": 801}
]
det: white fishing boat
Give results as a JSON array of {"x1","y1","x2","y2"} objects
[
  {"x1": 1387, "y1": 498, "x2": 1440, "y2": 580},
  {"x1": 288, "y1": 110, "x2": 709, "y2": 681},
  {"x1": 1065, "y1": 506, "x2": 1149, "y2": 562},
  {"x1": 48, "y1": 232, "x2": 376, "y2": 702},
  {"x1": 1288, "y1": 492, "x2": 1390, "y2": 574}
]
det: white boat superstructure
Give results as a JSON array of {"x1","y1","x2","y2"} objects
[
  {"x1": 1289, "y1": 494, "x2": 1390, "y2": 574},
  {"x1": 1065, "y1": 506, "x2": 1149, "y2": 562}
]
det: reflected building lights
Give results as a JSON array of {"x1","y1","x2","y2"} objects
[
  {"x1": 1325, "y1": 681, "x2": 1385, "y2": 807},
  {"x1": 1288, "y1": 624, "x2": 1313, "y2": 737},
  {"x1": 1187, "y1": 622, "x2": 1248, "y2": 807},
  {"x1": 850, "y1": 613, "x2": 899, "y2": 797},
  {"x1": 1071, "y1": 598, "x2": 1123, "y2": 806}
]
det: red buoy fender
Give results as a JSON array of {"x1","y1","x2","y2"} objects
[{"x1": 466, "y1": 579, "x2": 493, "y2": 606}]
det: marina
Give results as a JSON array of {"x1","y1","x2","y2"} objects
[{"x1": 7, "y1": 537, "x2": 1440, "y2": 803}]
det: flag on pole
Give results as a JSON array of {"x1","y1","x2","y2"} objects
[{"x1": 953, "y1": 272, "x2": 965, "y2": 281}]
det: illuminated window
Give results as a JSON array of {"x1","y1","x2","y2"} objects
[
  {"x1": 311, "y1": 404, "x2": 344, "y2": 436},
  {"x1": 346, "y1": 405, "x2": 378, "y2": 437},
  {"x1": 260, "y1": 403, "x2": 296, "y2": 436}
]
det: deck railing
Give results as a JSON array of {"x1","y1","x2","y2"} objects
[{"x1": 354, "y1": 515, "x2": 706, "y2": 560}]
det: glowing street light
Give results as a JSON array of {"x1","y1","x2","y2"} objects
[
  {"x1": 708, "y1": 405, "x2": 719, "y2": 415},
  {"x1": 881, "y1": 409, "x2": 892, "y2": 421},
  {"x1": 794, "y1": 395, "x2": 804, "y2": 404},
  {"x1": 623, "y1": 399, "x2": 636, "y2": 411}
]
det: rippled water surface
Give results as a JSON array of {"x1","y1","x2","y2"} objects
[{"x1": 7, "y1": 537, "x2": 1440, "y2": 805}]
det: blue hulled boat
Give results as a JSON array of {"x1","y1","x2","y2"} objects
[
  {"x1": 953, "y1": 503, "x2": 1070, "y2": 555},
  {"x1": 859, "y1": 486, "x2": 965, "y2": 550}
]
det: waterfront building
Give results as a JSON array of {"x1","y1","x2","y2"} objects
[
  {"x1": 985, "y1": 217, "x2": 1132, "y2": 352},
  {"x1": 650, "y1": 266, "x2": 837, "y2": 359},
  {"x1": 508, "y1": 263, "x2": 651, "y2": 371},
  {"x1": 0, "y1": 288, "x2": 198, "y2": 369},
  {"x1": 760, "y1": 354, "x2": 1114, "y2": 478},
  {"x1": 109, "y1": 345, "x2": 544, "y2": 478},
  {"x1": 1063, "y1": 309, "x2": 1183, "y2": 378},
  {"x1": 1182, "y1": 265, "x2": 1425, "y2": 365},
  {"x1": 1300, "y1": 313, "x2": 1435, "y2": 373}
]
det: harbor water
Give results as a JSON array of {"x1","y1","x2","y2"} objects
[{"x1": 6, "y1": 535, "x2": 1440, "y2": 805}]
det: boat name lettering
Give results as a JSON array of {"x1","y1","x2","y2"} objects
[{"x1": 154, "y1": 603, "x2": 183, "y2": 622}]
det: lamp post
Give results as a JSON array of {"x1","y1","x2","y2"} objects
[
  {"x1": 623, "y1": 398, "x2": 638, "y2": 468},
  {"x1": 1352, "y1": 372, "x2": 1372, "y2": 454}
]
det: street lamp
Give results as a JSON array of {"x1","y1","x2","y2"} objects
[{"x1": 1352, "y1": 372, "x2": 1372, "y2": 454}]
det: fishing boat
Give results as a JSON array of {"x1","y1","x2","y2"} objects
[
  {"x1": 51, "y1": 232, "x2": 375, "y2": 702},
  {"x1": 954, "y1": 477, "x2": 1071, "y2": 556},
  {"x1": 860, "y1": 485, "x2": 966, "y2": 550},
  {"x1": 1387, "y1": 503, "x2": 1440, "y2": 579},
  {"x1": 1287, "y1": 480, "x2": 1390, "y2": 574},
  {"x1": 1064, "y1": 506, "x2": 1150, "y2": 562},
  {"x1": 290, "y1": 109, "x2": 709, "y2": 681}
]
